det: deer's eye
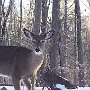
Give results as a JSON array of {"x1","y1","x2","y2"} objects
[{"x1": 41, "y1": 40, "x2": 45, "y2": 43}]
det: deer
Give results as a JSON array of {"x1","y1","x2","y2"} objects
[
  {"x1": 42, "y1": 69, "x2": 77, "y2": 90},
  {"x1": 0, "y1": 28, "x2": 54, "y2": 90}
]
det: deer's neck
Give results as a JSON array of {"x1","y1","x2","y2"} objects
[
  {"x1": 30, "y1": 50, "x2": 44, "y2": 75},
  {"x1": 32, "y1": 51, "x2": 44, "y2": 60}
]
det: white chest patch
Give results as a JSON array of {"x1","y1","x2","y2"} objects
[{"x1": 34, "y1": 51, "x2": 43, "y2": 55}]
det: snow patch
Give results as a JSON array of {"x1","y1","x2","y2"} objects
[{"x1": 0, "y1": 86, "x2": 90, "y2": 90}]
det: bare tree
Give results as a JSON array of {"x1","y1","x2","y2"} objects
[
  {"x1": 87, "y1": 0, "x2": 90, "y2": 6},
  {"x1": 8, "y1": 0, "x2": 14, "y2": 45},
  {"x1": 75, "y1": 0, "x2": 84, "y2": 86},
  {"x1": 1, "y1": 0, "x2": 14, "y2": 45},
  {"x1": 18, "y1": 0, "x2": 22, "y2": 45},
  {"x1": 60, "y1": 0, "x2": 67, "y2": 78},
  {"x1": 41, "y1": 0, "x2": 48, "y2": 34},
  {"x1": 49, "y1": 0, "x2": 60, "y2": 71},
  {"x1": 34, "y1": 0, "x2": 42, "y2": 34},
  {"x1": 0, "y1": 0, "x2": 2, "y2": 37},
  {"x1": 73, "y1": 2, "x2": 77, "y2": 85}
]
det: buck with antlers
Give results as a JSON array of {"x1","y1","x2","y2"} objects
[{"x1": 0, "y1": 28, "x2": 54, "y2": 90}]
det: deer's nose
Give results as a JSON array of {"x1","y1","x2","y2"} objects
[{"x1": 35, "y1": 47, "x2": 40, "y2": 52}]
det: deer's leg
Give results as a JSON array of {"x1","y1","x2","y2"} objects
[
  {"x1": 31, "y1": 75, "x2": 36, "y2": 90},
  {"x1": 12, "y1": 76, "x2": 21, "y2": 90},
  {"x1": 42, "y1": 86, "x2": 44, "y2": 90},
  {"x1": 23, "y1": 77, "x2": 32, "y2": 90}
]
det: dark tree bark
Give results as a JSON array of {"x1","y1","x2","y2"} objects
[
  {"x1": 0, "y1": 0, "x2": 2, "y2": 36},
  {"x1": 17, "y1": 0, "x2": 22, "y2": 45},
  {"x1": 41, "y1": 0, "x2": 48, "y2": 34},
  {"x1": 34, "y1": 0, "x2": 42, "y2": 34},
  {"x1": 8, "y1": 0, "x2": 14, "y2": 45},
  {"x1": 73, "y1": 5, "x2": 77, "y2": 85},
  {"x1": 75, "y1": 0, "x2": 84, "y2": 86},
  {"x1": 50, "y1": 0, "x2": 60, "y2": 71},
  {"x1": 87, "y1": 0, "x2": 90, "y2": 6},
  {"x1": 2, "y1": 0, "x2": 13, "y2": 36},
  {"x1": 59, "y1": 0, "x2": 67, "y2": 78},
  {"x1": 1, "y1": 0, "x2": 14, "y2": 45}
]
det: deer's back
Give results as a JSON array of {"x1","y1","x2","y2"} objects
[{"x1": 0, "y1": 46, "x2": 32, "y2": 76}]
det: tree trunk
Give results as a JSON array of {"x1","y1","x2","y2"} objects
[
  {"x1": 8, "y1": 0, "x2": 14, "y2": 46},
  {"x1": 60, "y1": 0, "x2": 67, "y2": 78},
  {"x1": 50, "y1": 0, "x2": 60, "y2": 71},
  {"x1": 87, "y1": 0, "x2": 90, "y2": 6},
  {"x1": 75, "y1": 0, "x2": 84, "y2": 86},
  {"x1": 34, "y1": 0, "x2": 42, "y2": 34},
  {"x1": 0, "y1": 0, "x2": 2, "y2": 37},
  {"x1": 41, "y1": 0, "x2": 48, "y2": 34},
  {"x1": 18, "y1": 0, "x2": 22, "y2": 45},
  {"x1": 73, "y1": 5, "x2": 77, "y2": 85}
]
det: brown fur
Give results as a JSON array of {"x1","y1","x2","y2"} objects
[
  {"x1": 0, "y1": 29, "x2": 54, "y2": 90},
  {"x1": 0, "y1": 46, "x2": 44, "y2": 90}
]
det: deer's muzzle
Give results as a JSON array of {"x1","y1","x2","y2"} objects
[{"x1": 35, "y1": 47, "x2": 40, "y2": 52}]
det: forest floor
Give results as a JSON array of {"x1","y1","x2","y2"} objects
[{"x1": 0, "y1": 86, "x2": 90, "y2": 90}]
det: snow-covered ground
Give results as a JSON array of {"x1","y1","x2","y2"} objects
[
  {"x1": 0, "y1": 86, "x2": 90, "y2": 90},
  {"x1": 56, "y1": 84, "x2": 90, "y2": 90}
]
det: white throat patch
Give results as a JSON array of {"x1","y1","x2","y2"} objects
[{"x1": 34, "y1": 51, "x2": 43, "y2": 55}]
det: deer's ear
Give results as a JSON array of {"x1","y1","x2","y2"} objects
[
  {"x1": 46, "y1": 30, "x2": 54, "y2": 39},
  {"x1": 23, "y1": 28, "x2": 34, "y2": 38}
]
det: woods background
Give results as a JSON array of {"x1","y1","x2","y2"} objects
[{"x1": 0, "y1": 0, "x2": 90, "y2": 87}]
